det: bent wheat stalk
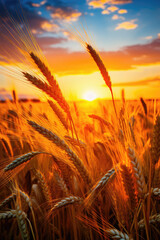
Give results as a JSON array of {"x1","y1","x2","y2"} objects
[
  {"x1": 4, "y1": 152, "x2": 44, "y2": 171},
  {"x1": 28, "y1": 120, "x2": 92, "y2": 186}
]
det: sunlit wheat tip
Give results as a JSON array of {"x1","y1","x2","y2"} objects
[{"x1": 86, "y1": 44, "x2": 111, "y2": 90}]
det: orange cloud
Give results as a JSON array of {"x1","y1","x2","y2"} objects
[
  {"x1": 32, "y1": 1, "x2": 46, "y2": 8},
  {"x1": 41, "y1": 22, "x2": 59, "y2": 32},
  {"x1": 115, "y1": 19, "x2": 138, "y2": 30},
  {"x1": 39, "y1": 38, "x2": 160, "y2": 76},
  {"x1": 88, "y1": 0, "x2": 132, "y2": 9},
  {"x1": 112, "y1": 76, "x2": 160, "y2": 87},
  {"x1": 118, "y1": 9, "x2": 127, "y2": 14},
  {"x1": 102, "y1": 9, "x2": 110, "y2": 14},
  {"x1": 107, "y1": 5, "x2": 118, "y2": 12},
  {"x1": 46, "y1": 6, "x2": 81, "y2": 22},
  {"x1": 158, "y1": 33, "x2": 160, "y2": 39},
  {"x1": 112, "y1": 14, "x2": 124, "y2": 20},
  {"x1": 143, "y1": 36, "x2": 153, "y2": 40}
]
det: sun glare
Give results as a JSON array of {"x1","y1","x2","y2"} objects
[{"x1": 83, "y1": 90, "x2": 97, "y2": 101}]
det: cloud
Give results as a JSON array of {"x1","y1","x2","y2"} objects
[
  {"x1": 102, "y1": 9, "x2": 110, "y2": 14},
  {"x1": 107, "y1": 6, "x2": 118, "y2": 12},
  {"x1": 87, "y1": 0, "x2": 132, "y2": 9},
  {"x1": 46, "y1": 6, "x2": 81, "y2": 22},
  {"x1": 36, "y1": 36, "x2": 67, "y2": 50},
  {"x1": 142, "y1": 36, "x2": 153, "y2": 40},
  {"x1": 31, "y1": 1, "x2": 46, "y2": 8},
  {"x1": 115, "y1": 19, "x2": 138, "y2": 30},
  {"x1": 41, "y1": 21, "x2": 59, "y2": 32},
  {"x1": 112, "y1": 76, "x2": 160, "y2": 87},
  {"x1": 158, "y1": 33, "x2": 160, "y2": 39},
  {"x1": 118, "y1": 9, "x2": 127, "y2": 14},
  {"x1": 102, "y1": 5, "x2": 119, "y2": 15},
  {"x1": 112, "y1": 14, "x2": 125, "y2": 20},
  {"x1": 41, "y1": 37, "x2": 160, "y2": 75}
]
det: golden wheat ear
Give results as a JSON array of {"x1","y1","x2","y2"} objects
[
  {"x1": 86, "y1": 43, "x2": 117, "y2": 117},
  {"x1": 23, "y1": 72, "x2": 71, "y2": 118},
  {"x1": 28, "y1": 120, "x2": 92, "y2": 186}
]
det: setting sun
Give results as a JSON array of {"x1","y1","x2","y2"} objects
[{"x1": 83, "y1": 90, "x2": 97, "y2": 101}]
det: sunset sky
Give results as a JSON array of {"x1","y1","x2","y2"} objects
[{"x1": 0, "y1": 0, "x2": 160, "y2": 100}]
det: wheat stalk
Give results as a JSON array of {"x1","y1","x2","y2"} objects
[
  {"x1": 16, "y1": 206, "x2": 29, "y2": 240},
  {"x1": 151, "y1": 115, "x2": 160, "y2": 165},
  {"x1": 51, "y1": 196, "x2": 82, "y2": 211},
  {"x1": 48, "y1": 100, "x2": 68, "y2": 130},
  {"x1": 64, "y1": 135, "x2": 86, "y2": 149},
  {"x1": 140, "y1": 97, "x2": 147, "y2": 115},
  {"x1": 0, "y1": 210, "x2": 19, "y2": 219},
  {"x1": 107, "y1": 228, "x2": 131, "y2": 240},
  {"x1": 33, "y1": 169, "x2": 52, "y2": 203},
  {"x1": 4, "y1": 151, "x2": 43, "y2": 171},
  {"x1": 28, "y1": 120, "x2": 92, "y2": 186},
  {"x1": 30, "y1": 52, "x2": 55, "y2": 87},
  {"x1": 88, "y1": 114, "x2": 114, "y2": 132},
  {"x1": 54, "y1": 171, "x2": 69, "y2": 196},
  {"x1": 85, "y1": 168, "x2": 116, "y2": 207},
  {"x1": 86, "y1": 43, "x2": 117, "y2": 117},
  {"x1": 152, "y1": 188, "x2": 160, "y2": 198},
  {"x1": 120, "y1": 164, "x2": 138, "y2": 210},
  {"x1": 127, "y1": 147, "x2": 146, "y2": 196},
  {"x1": 138, "y1": 214, "x2": 160, "y2": 229},
  {"x1": 23, "y1": 72, "x2": 70, "y2": 117},
  {"x1": 0, "y1": 194, "x2": 16, "y2": 209}
]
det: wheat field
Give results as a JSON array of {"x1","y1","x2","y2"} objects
[{"x1": 0, "y1": 7, "x2": 160, "y2": 240}]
